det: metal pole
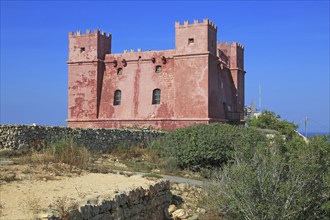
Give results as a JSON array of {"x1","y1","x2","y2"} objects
[
  {"x1": 259, "y1": 84, "x2": 261, "y2": 110},
  {"x1": 304, "y1": 116, "x2": 308, "y2": 138}
]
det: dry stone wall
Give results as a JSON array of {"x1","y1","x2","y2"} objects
[
  {"x1": 0, "y1": 124, "x2": 165, "y2": 152},
  {"x1": 74, "y1": 181, "x2": 172, "y2": 220}
]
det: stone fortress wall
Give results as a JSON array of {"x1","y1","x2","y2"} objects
[{"x1": 0, "y1": 124, "x2": 165, "y2": 152}]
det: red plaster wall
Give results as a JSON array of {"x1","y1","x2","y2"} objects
[
  {"x1": 99, "y1": 51, "x2": 209, "y2": 121},
  {"x1": 208, "y1": 56, "x2": 223, "y2": 118},
  {"x1": 208, "y1": 57, "x2": 238, "y2": 119},
  {"x1": 68, "y1": 63, "x2": 98, "y2": 119}
]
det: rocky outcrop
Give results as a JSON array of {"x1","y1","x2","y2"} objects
[{"x1": 0, "y1": 124, "x2": 165, "y2": 152}]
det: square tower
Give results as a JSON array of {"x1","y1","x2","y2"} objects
[
  {"x1": 175, "y1": 19, "x2": 217, "y2": 55},
  {"x1": 67, "y1": 30, "x2": 111, "y2": 120}
]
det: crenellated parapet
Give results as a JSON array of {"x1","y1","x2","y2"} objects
[
  {"x1": 175, "y1": 18, "x2": 217, "y2": 31},
  {"x1": 219, "y1": 41, "x2": 244, "y2": 50},
  {"x1": 68, "y1": 29, "x2": 111, "y2": 38},
  {"x1": 231, "y1": 42, "x2": 244, "y2": 50},
  {"x1": 218, "y1": 41, "x2": 244, "y2": 70}
]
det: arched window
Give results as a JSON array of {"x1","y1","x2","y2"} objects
[
  {"x1": 152, "y1": 89, "x2": 161, "y2": 105},
  {"x1": 114, "y1": 90, "x2": 121, "y2": 105}
]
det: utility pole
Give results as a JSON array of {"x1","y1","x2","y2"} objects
[{"x1": 304, "y1": 116, "x2": 308, "y2": 138}]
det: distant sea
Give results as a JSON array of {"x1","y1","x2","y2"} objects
[{"x1": 298, "y1": 131, "x2": 330, "y2": 139}]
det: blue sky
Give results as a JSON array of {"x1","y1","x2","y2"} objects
[{"x1": 1, "y1": 1, "x2": 329, "y2": 133}]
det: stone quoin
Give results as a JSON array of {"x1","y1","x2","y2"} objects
[{"x1": 67, "y1": 19, "x2": 245, "y2": 130}]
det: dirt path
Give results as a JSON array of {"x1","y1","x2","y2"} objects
[{"x1": 134, "y1": 172, "x2": 204, "y2": 187}]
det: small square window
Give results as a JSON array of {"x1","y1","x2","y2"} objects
[
  {"x1": 188, "y1": 38, "x2": 194, "y2": 44},
  {"x1": 155, "y1": 65, "x2": 162, "y2": 73},
  {"x1": 80, "y1": 47, "x2": 85, "y2": 53},
  {"x1": 117, "y1": 68, "x2": 123, "y2": 75}
]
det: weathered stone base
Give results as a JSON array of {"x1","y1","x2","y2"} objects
[{"x1": 67, "y1": 118, "x2": 228, "y2": 130}]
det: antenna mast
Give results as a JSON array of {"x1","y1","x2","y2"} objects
[
  {"x1": 304, "y1": 116, "x2": 308, "y2": 138},
  {"x1": 259, "y1": 84, "x2": 262, "y2": 110}
]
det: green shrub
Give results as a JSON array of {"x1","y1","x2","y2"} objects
[
  {"x1": 142, "y1": 173, "x2": 163, "y2": 179},
  {"x1": 203, "y1": 135, "x2": 330, "y2": 219},
  {"x1": 246, "y1": 110, "x2": 298, "y2": 139},
  {"x1": 149, "y1": 123, "x2": 267, "y2": 171},
  {"x1": 0, "y1": 148, "x2": 19, "y2": 158}
]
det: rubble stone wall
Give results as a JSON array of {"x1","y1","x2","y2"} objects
[
  {"x1": 0, "y1": 124, "x2": 165, "y2": 152},
  {"x1": 77, "y1": 181, "x2": 171, "y2": 220}
]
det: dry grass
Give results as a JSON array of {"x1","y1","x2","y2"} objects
[
  {"x1": 113, "y1": 144, "x2": 146, "y2": 160},
  {"x1": 49, "y1": 140, "x2": 90, "y2": 170},
  {"x1": 35, "y1": 174, "x2": 58, "y2": 181},
  {"x1": 50, "y1": 196, "x2": 79, "y2": 220},
  {"x1": 1, "y1": 172, "x2": 17, "y2": 182},
  {"x1": 0, "y1": 202, "x2": 4, "y2": 217},
  {"x1": 143, "y1": 149, "x2": 160, "y2": 164},
  {"x1": 19, "y1": 150, "x2": 55, "y2": 165},
  {"x1": 24, "y1": 195, "x2": 41, "y2": 216},
  {"x1": 17, "y1": 139, "x2": 90, "y2": 170}
]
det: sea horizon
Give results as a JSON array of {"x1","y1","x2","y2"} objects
[{"x1": 298, "y1": 131, "x2": 330, "y2": 138}]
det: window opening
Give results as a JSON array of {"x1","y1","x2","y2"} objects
[
  {"x1": 117, "y1": 68, "x2": 123, "y2": 75},
  {"x1": 188, "y1": 38, "x2": 194, "y2": 44},
  {"x1": 114, "y1": 90, "x2": 121, "y2": 105},
  {"x1": 155, "y1": 65, "x2": 162, "y2": 73},
  {"x1": 152, "y1": 89, "x2": 161, "y2": 105}
]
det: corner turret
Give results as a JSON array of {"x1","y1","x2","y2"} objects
[
  {"x1": 175, "y1": 19, "x2": 217, "y2": 55},
  {"x1": 68, "y1": 29, "x2": 111, "y2": 63},
  {"x1": 67, "y1": 29, "x2": 111, "y2": 120},
  {"x1": 218, "y1": 41, "x2": 244, "y2": 70},
  {"x1": 218, "y1": 41, "x2": 245, "y2": 116}
]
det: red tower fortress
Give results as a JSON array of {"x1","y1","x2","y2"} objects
[{"x1": 67, "y1": 19, "x2": 245, "y2": 129}]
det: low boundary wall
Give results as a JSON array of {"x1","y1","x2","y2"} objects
[
  {"x1": 0, "y1": 124, "x2": 165, "y2": 152},
  {"x1": 76, "y1": 181, "x2": 171, "y2": 220}
]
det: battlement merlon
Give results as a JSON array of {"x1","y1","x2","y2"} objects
[
  {"x1": 175, "y1": 18, "x2": 217, "y2": 31},
  {"x1": 68, "y1": 29, "x2": 112, "y2": 38},
  {"x1": 231, "y1": 42, "x2": 244, "y2": 50},
  {"x1": 218, "y1": 41, "x2": 244, "y2": 50}
]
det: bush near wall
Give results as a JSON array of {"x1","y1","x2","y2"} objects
[
  {"x1": 246, "y1": 110, "x2": 298, "y2": 139},
  {"x1": 149, "y1": 123, "x2": 267, "y2": 171},
  {"x1": 203, "y1": 134, "x2": 330, "y2": 219}
]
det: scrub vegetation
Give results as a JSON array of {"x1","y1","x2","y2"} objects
[
  {"x1": 1, "y1": 111, "x2": 329, "y2": 219},
  {"x1": 147, "y1": 112, "x2": 329, "y2": 219}
]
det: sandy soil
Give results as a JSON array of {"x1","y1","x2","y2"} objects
[{"x1": 0, "y1": 173, "x2": 155, "y2": 220}]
